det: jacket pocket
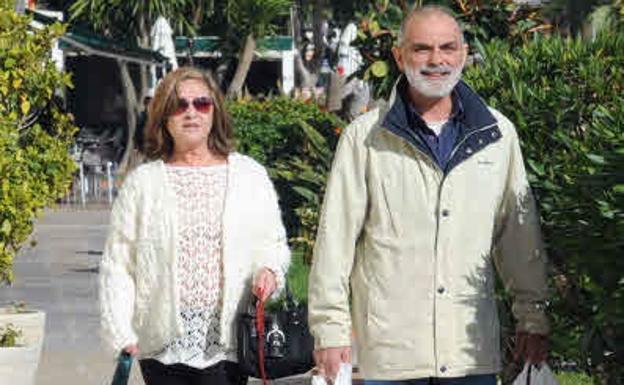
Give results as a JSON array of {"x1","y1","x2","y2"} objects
[
  {"x1": 365, "y1": 294, "x2": 422, "y2": 369},
  {"x1": 367, "y1": 297, "x2": 414, "y2": 346}
]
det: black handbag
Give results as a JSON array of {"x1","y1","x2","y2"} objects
[{"x1": 237, "y1": 284, "x2": 315, "y2": 381}]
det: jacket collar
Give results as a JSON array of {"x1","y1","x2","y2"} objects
[
  {"x1": 403, "y1": 83, "x2": 464, "y2": 140},
  {"x1": 381, "y1": 76, "x2": 502, "y2": 173}
]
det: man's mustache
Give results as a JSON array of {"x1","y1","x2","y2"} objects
[{"x1": 420, "y1": 65, "x2": 455, "y2": 75}]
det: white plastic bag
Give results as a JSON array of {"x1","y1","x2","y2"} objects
[
  {"x1": 513, "y1": 363, "x2": 561, "y2": 385},
  {"x1": 311, "y1": 363, "x2": 352, "y2": 385}
]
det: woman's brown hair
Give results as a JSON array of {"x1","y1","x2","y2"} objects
[{"x1": 143, "y1": 67, "x2": 233, "y2": 160}]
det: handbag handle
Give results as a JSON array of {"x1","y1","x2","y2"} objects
[
  {"x1": 256, "y1": 290, "x2": 269, "y2": 385},
  {"x1": 253, "y1": 278, "x2": 298, "y2": 385},
  {"x1": 247, "y1": 277, "x2": 298, "y2": 314}
]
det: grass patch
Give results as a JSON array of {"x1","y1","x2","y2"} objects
[
  {"x1": 286, "y1": 248, "x2": 309, "y2": 303},
  {"x1": 556, "y1": 372, "x2": 593, "y2": 385},
  {"x1": 266, "y1": 248, "x2": 310, "y2": 311}
]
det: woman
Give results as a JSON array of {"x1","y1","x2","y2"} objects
[{"x1": 99, "y1": 67, "x2": 290, "y2": 385}]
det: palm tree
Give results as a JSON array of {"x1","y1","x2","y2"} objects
[
  {"x1": 68, "y1": 0, "x2": 202, "y2": 170},
  {"x1": 69, "y1": 0, "x2": 291, "y2": 166},
  {"x1": 224, "y1": 0, "x2": 292, "y2": 99}
]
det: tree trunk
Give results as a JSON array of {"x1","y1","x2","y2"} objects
[
  {"x1": 117, "y1": 60, "x2": 139, "y2": 174},
  {"x1": 291, "y1": 1, "x2": 303, "y2": 47},
  {"x1": 326, "y1": 71, "x2": 344, "y2": 112},
  {"x1": 137, "y1": 15, "x2": 150, "y2": 98},
  {"x1": 398, "y1": 0, "x2": 410, "y2": 13},
  {"x1": 226, "y1": 33, "x2": 256, "y2": 100},
  {"x1": 312, "y1": 0, "x2": 326, "y2": 73},
  {"x1": 192, "y1": 2, "x2": 204, "y2": 27}
]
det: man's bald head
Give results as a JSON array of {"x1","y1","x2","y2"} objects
[
  {"x1": 397, "y1": 5, "x2": 464, "y2": 47},
  {"x1": 391, "y1": 4, "x2": 468, "y2": 100}
]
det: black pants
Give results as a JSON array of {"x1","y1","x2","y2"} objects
[{"x1": 139, "y1": 359, "x2": 248, "y2": 385}]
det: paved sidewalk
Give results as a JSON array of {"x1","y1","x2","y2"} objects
[
  {"x1": 0, "y1": 209, "x2": 142, "y2": 384},
  {"x1": 0, "y1": 209, "x2": 316, "y2": 385}
]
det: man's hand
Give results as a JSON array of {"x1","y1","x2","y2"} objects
[
  {"x1": 314, "y1": 346, "x2": 351, "y2": 381},
  {"x1": 514, "y1": 331, "x2": 548, "y2": 364}
]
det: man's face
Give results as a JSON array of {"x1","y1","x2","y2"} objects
[{"x1": 392, "y1": 12, "x2": 467, "y2": 99}]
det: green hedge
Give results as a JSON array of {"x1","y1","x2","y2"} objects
[
  {"x1": 229, "y1": 97, "x2": 344, "y2": 259},
  {"x1": 0, "y1": 2, "x2": 77, "y2": 283},
  {"x1": 464, "y1": 33, "x2": 623, "y2": 383},
  {"x1": 229, "y1": 97, "x2": 342, "y2": 165}
]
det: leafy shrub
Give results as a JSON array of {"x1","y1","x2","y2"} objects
[
  {"x1": 464, "y1": 33, "x2": 623, "y2": 384},
  {"x1": 271, "y1": 120, "x2": 337, "y2": 263},
  {"x1": 229, "y1": 96, "x2": 344, "y2": 250},
  {"x1": 229, "y1": 97, "x2": 342, "y2": 164},
  {"x1": 0, "y1": 2, "x2": 77, "y2": 283},
  {"x1": 0, "y1": 323, "x2": 22, "y2": 347}
]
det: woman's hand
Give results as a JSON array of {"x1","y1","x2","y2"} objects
[
  {"x1": 123, "y1": 344, "x2": 139, "y2": 356},
  {"x1": 253, "y1": 267, "x2": 277, "y2": 302}
]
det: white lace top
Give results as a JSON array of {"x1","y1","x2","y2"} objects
[{"x1": 154, "y1": 164, "x2": 230, "y2": 368}]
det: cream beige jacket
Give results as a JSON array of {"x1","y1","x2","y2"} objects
[{"x1": 308, "y1": 81, "x2": 548, "y2": 380}]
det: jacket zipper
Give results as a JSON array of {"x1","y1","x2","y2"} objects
[
  {"x1": 431, "y1": 122, "x2": 499, "y2": 374},
  {"x1": 385, "y1": 121, "x2": 498, "y2": 374},
  {"x1": 384, "y1": 128, "x2": 443, "y2": 371},
  {"x1": 434, "y1": 123, "x2": 498, "y2": 252}
]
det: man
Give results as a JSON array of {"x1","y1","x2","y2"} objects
[
  {"x1": 134, "y1": 89, "x2": 154, "y2": 155},
  {"x1": 126, "y1": 90, "x2": 153, "y2": 172},
  {"x1": 308, "y1": 5, "x2": 549, "y2": 385}
]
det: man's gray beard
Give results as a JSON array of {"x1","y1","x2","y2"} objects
[{"x1": 404, "y1": 64, "x2": 463, "y2": 98}]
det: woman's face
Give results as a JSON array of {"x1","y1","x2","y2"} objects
[{"x1": 166, "y1": 79, "x2": 215, "y2": 152}]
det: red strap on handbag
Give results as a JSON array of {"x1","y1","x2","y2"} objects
[{"x1": 256, "y1": 291, "x2": 269, "y2": 385}]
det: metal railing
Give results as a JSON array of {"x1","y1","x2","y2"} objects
[
  {"x1": 60, "y1": 162, "x2": 119, "y2": 208},
  {"x1": 58, "y1": 135, "x2": 121, "y2": 209}
]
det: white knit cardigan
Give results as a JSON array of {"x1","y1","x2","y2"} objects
[{"x1": 99, "y1": 153, "x2": 290, "y2": 358}]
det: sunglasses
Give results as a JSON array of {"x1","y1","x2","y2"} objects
[{"x1": 173, "y1": 96, "x2": 214, "y2": 116}]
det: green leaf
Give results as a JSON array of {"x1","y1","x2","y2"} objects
[
  {"x1": 292, "y1": 186, "x2": 317, "y2": 203},
  {"x1": 369, "y1": 20, "x2": 381, "y2": 35},
  {"x1": 587, "y1": 154, "x2": 606, "y2": 165},
  {"x1": 370, "y1": 61, "x2": 389, "y2": 78},
  {"x1": 298, "y1": 120, "x2": 330, "y2": 160},
  {"x1": 1, "y1": 220, "x2": 11, "y2": 236},
  {"x1": 527, "y1": 159, "x2": 545, "y2": 176},
  {"x1": 20, "y1": 99, "x2": 31, "y2": 115}
]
